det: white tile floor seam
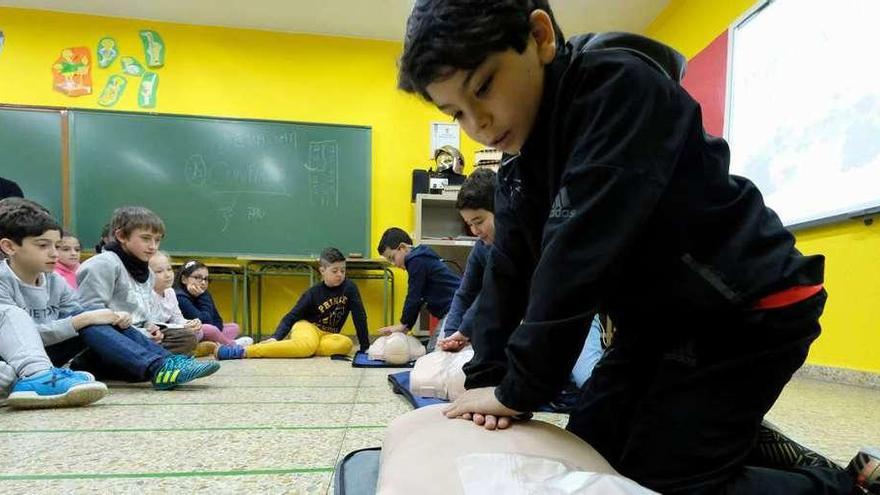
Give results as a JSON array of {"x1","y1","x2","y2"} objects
[{"x1": 327, "y1": 367, "x2": 366, "y2": 495}]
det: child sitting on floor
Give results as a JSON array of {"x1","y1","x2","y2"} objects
[
  {"x1": 78, "y1": 206, "x2": 195, "y2": 355},
  {"x1": 149, "y1": 252, "x2": 216, "y2": 357},
  {"x1": 1, "y1": 198, "x2": 218, "y2": 391},
  {"x1": 0, "y1": 305, "x2": 108, "y2": 409},
  {"x1": 174, "y1": 260, "x2": 250, "y2": 348},
  {"x1": 216, "y1": 247, "x2": 370, "y2": 360},
  {"x1": 53, "y1": 231, "x2": 81, "y2": 289}
]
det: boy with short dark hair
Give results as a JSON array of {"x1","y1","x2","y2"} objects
[
  {"x1": 439, "y1": 167, "x2": 496, "y2": 352},
  {"x1": 398, "y1": 1, "x2": 875, "y2": 493},
  {"x1": 0, "y1": 198, "x2": 217, "y2": 391},
  {"x1": 376, "y1": 228, "x2": 461, "y2": 347},
  {"x1": 0, "y1": 197, "x2": 107, "y2": 408},
  {"x1": 217, "y1": 247, "x2": 370, "y2": 359},
  {"x1": 442, "y1": 167, "x2": 604, "y2": 392}
]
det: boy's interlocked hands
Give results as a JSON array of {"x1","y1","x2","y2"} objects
[{"x1": 443, "y1": 386, "x2": 523, "y2": 431}]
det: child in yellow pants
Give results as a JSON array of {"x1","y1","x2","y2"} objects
[
  {"x1": 216, "y1": 247, "x2": 371, "y2": 360},
  {"x1": 245, "y1": 320, "x2": 353, "y2": 358}
]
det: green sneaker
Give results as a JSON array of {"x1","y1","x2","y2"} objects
[{"x1": 152, "y1": 356, "x2": 220, "y2": 390}]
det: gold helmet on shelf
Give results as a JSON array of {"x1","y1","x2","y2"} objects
[{"x1": 433, "y1": 145, "x2": 465, "y2": 174}]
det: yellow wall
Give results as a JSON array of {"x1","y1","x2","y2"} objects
[
  {"x1": 0, "y1": 7, "x2": 480, "y2": 337},
  {"x1": 5, "y1": 5, "x2": 873, "y2": 371},
  {"x1": 644, "y1": 0, "x2": 880, "y2": 373}
]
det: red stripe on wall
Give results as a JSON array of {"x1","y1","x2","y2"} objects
[{"x1": 681, "y1": 31, "x2": 728, "y2": 138}]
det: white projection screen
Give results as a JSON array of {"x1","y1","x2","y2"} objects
[{"x1": 726, "y1": 0, "x2": 880, "y2": 228}]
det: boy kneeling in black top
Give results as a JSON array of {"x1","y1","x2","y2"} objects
[{"x1": 397, "y1": 1, "x2": 878, "y2": 493}]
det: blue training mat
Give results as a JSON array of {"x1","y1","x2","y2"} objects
[
  {"x1": 334, "y1": 447, "x2": 381, "y2": 495},
  {"x1": 331, "y1": 351, "x2": 416, "y2": 368},
  {"x1": 387, "y1": 370, "x2": 582, "y2": 413}
]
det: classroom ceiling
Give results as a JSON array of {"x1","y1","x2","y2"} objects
[{"x1": 0, "y1": 0, "x2": 671, "y2": 41}]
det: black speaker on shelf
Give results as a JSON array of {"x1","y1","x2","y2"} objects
[{"x1": 411, "y1": 169, "x2": 429, "y2": 202}]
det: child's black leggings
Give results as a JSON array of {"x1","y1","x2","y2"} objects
[{"x1": 567, "y1": 291, "x2": 855, "y2": 494}]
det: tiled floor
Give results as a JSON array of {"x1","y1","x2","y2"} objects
[{"x1": 0, "y1": 358, "x2": 877, "y2": 494}]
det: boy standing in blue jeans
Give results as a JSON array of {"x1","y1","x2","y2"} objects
[
  {"x1": 0, "y1": 198, "x2": 218, "y2": 390},
  {"x1": 398, "y1": 1, "x2": 877, "y2": 494},
  {"x1": 377, "y1": 227, "x2": 461, "y2": 348}
]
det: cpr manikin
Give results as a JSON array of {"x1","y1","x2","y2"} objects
[
  {"x1": 409, "y1": 346, "x2": 474, "y2": 400},
  {"x1": 368, "y1": 333, "x2": 426, "y2": 365},
  {"x1": 377, "y1": 405, "x2": 656, "y2": 495}
]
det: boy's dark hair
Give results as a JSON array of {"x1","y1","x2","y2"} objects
[
  {"x1": 320, "y1": 247, "x2": 346, "y2": 267},
  {"x1": 377, "y1": 227, "x2": 413, "y2": 255},
  {"x1": 456, "y1": 167, "x2": 497, "y2": 212},
  {"x1": 95, "y1": 223, "x2": 110, "y2": 253},
  {"x1": 0, "y1": 177, "x2": 24, "y2": 200},
  {"x1": 0, "y1": 197, "x2": 61, "y2": 247},
  {"x1": 174, "y1": 259, "x2": 207, "y2": 290},
  {"x1": 110, "y1": 206, "x2": 166, "y2": 240},
  {"x1": 398, "y1": 0, "x2": 564, "y2": 100}
]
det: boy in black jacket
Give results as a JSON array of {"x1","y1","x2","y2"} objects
[{"x1": 397, "y1": 1, "x2": 876, "y2": 494}]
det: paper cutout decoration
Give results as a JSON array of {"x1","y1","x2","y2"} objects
[
  {"x1": 138, "y1": 72, "x2": 159, "y2": 108},
  {"x1": 120, "y1": 56, "x2": 145, "y2": 76},
  {"x1": 97, "y1": 74, "x2": 127, "y2": 107},
  {"x1": 52, "y1": 47, "x2": 92, "y2": 97},
  {"x1": 139, "y1": 30, "x2": 165, "y2": 68},
  {"x1": 96, "y1": 37, "x2": 118, "y2": 68}
]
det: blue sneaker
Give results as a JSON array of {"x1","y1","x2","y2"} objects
[
  {"x1": 215, "y1": 344, "x2": 246, "y2": 361},
  {"x1": 7, "y1": 367, "x2": 108, "y2": 409},
  {"x1": 65, "y1": 369, "x2": 96, "y2": 381},
  {"x1": 152, "y1": 356, "x2": 220, "y2": 390}
]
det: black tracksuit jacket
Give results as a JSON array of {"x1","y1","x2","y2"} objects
[{"x1": 463, "y1": 33, "x2": 825, "y2": 412}]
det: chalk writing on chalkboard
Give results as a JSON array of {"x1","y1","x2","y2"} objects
[
  {"x1": 185, "y1": 153, "x2": 291, "y2": 197},
  {"x1": 184, "y1": 154, "x2": 208, "y2": 187},
  {"x1": 217, "y1": 198, "x2": 237, "y2": 233},
  {"x1": 304, "y1": 140, "x2": 339, "y2": 208},
  {"x1": 246, "y1": 206, "x2": 267, "y2": 221}
]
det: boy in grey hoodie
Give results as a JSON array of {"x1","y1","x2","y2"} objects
[
  {"x1": 0, "y1": 198, "x2": 218, "y2": 391},
  {"x1": 77, "y1": 206, "x2": 196, "y2": 355}
]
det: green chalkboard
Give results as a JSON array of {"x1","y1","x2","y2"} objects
[
  {"x1": 0, "y1": 108, "x2": 63, "y2": 220},
  {"x1": 69, "y1": 110, "x2": 371, "y2": 256}
]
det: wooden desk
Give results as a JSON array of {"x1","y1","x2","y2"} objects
[{"x1": 237, "y1": 256, "x2": 315, "y2": 340}]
